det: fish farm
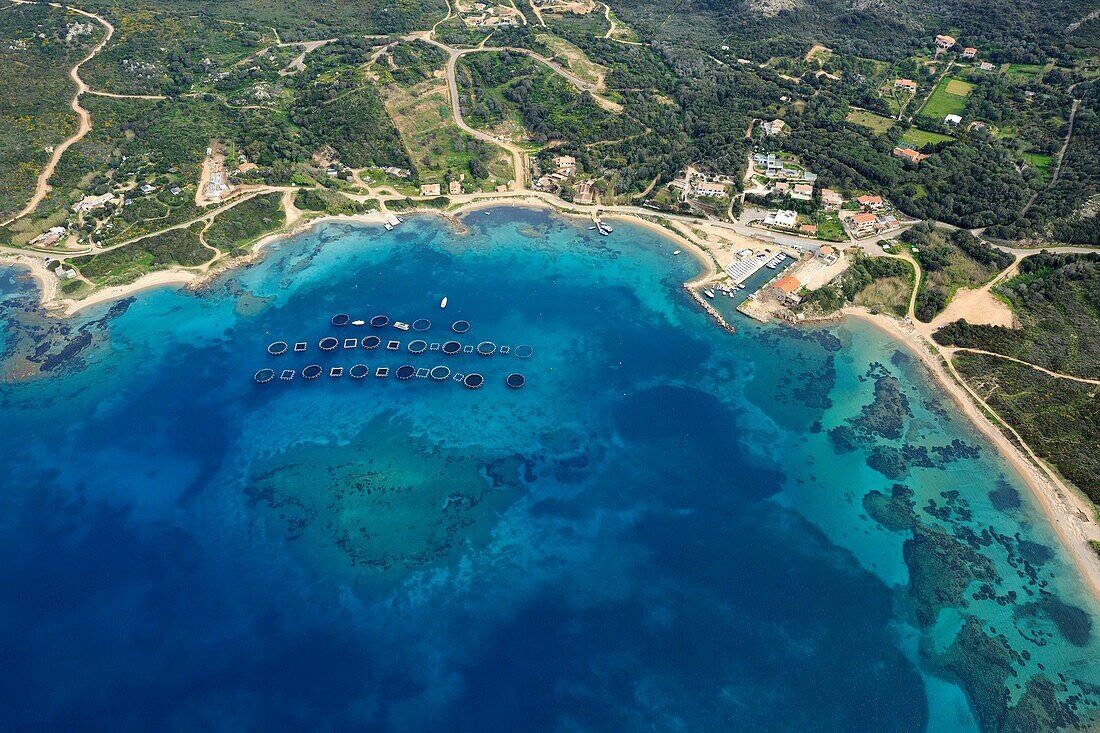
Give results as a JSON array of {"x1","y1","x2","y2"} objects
[{"x1": 256, "y1": 310, "x2": 531, "y2": 390}]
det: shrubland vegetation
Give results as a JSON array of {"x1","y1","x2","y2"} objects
[
  {"x1": 0, "y1": 4, "x2": 102, "y2": 221},
  {"x1": 74, "y1": 222, "x2": 209, "y2": 285},
  {"x1": 203, "y1": 192, "x2": 286, "y2": 256},
  {"x1": 934, "y1": 252, "x2": 1100, "y2": 378},
  {"x1": 954, "y1": 350, "x2": 1100, "y2": 503},
  {"x1": 800, "y1": 251, "x2": 914, "y2": 316},
  {"x1": 901, "y1": 223, "x2": 1014, "y2": 321}
]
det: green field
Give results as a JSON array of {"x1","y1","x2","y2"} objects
[
  {"x1": 1006, "y1": 63, "x2": 1046, "y2": 78},
  {"x1": 1022, "y1": 151, "x2": 1054, "y2": 180},
  {"x1": 846, "y1": 109, "x2": 895, "y2": 134},
  {"x1": 901, "y1": 127, "x2": 953, "y2": 148},
  {"x1": 919, "y1": 76, "x2": 974, "y2": 119}
]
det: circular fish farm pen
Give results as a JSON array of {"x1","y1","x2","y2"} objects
[
  {"x1": 396, "y1": 365, "x2": 416, "y2": 380},
  {"x1": 370, "y1": 315, "x2": 390, "y2": 328},
  {"x1": 302, "y1": 364, "x2": 323, "y2": 380},
  {"x1": 412, "y1": 318, "x2": 432, "y2": 332},
  {"x1": 442, "y1": 340, "x2": 462, "y2": 355},
  {"x1": 267, "y1": 341, "x2": 289, "y2": 356},
  {"x1": 463, "y1": 373, "x2": 485, "y2": 390},
  {"x1": 319, "y1": 337, "x2": 339, "y2": 351},
  {"x1": 331, "y1": 313, "x2": 351, "y2": 327},
  {"x1": 451, "y1": 320, "x2": 471, "y2": 334},
  {"x1": 362, "y1": 335, "x2": 382, "y2": 350},
  {"x1": 429, "y1": 365, "x2": 451, "y2": 381},
  {"x1": 349, "y1": 364, "x2": 370, "y2": 379},
  {"x1": 476, "y1": 341, "x2": 496, "y2": 356},
  {"x1": 254, "y1": 368, "x2": 276, "y2": 384},
  {"x1": 506, "y1": 373, "x2": 526, "y2": 389},
  {"x1": 407, "y1": 339, "x2": 428, "y2": 354},
  {"x1": 513, "y1": 344, "x2": 534, "y2": 359}
]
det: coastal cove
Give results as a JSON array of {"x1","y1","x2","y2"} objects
[{"x1": 1, "y1": 206, "x2": 1098, "y2": 731}]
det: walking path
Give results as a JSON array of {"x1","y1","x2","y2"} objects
[{"x1": 1021, "y1": 96, "x2": 1081, "y2": 216}]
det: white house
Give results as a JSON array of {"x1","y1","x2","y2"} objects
[{"x1": 944, "y1": 114, "x2": 962, "y2": 126}]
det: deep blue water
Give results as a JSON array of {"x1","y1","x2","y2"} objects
[{"x1": 1, "y1": 207, "x2": 1097, "y2": 732}]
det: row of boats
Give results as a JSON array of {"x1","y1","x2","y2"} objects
[
  {"x1": 704, "y1": 251, "x2": 790, "y2": 299},
  {"x1": 703, "y1": 283, "x2": 746, "y2": 300}
]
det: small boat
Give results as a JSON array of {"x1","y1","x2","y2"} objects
[
  {"x1": 440, "y1": 296, "x2": 448, "y2": 309},
  {"x1": 704, "y1": 288, "x2": 715, "y2": 299},
  {"x1": 384, "y1": 223, "x2": 393, "y2": 231},
  {"x1": 394, "y1": 321, "x2": 410, "y2": 331},
  {"x1": 673, "y1": 250, "x2": 681, "y2": 255},
  {"x1": 352, "y1": 319, "x2": 365, "y2": 326},
  {"x1": 588, "y1": 226, "x2": 597, "y2": 230}
]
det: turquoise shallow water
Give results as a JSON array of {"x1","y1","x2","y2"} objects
[{"x1": 0, "y1": 207, "x2": 1097, "y2": 731}]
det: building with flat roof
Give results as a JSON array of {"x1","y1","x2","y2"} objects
[{"x1": 420, "y1": 183, "x2": 441, "y2": 196}]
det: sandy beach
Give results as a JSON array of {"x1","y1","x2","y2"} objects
[{"x1": 844, "y1": 307, "x2": 1100, "y2": 604}]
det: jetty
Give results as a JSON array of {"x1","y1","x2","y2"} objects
[{"x1": 684, "y1": 284, "x2": 736, "y2": 334}]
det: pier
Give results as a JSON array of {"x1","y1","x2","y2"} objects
[{"x1": 684, "y1": 284, "x2": 736, "y2": 334}]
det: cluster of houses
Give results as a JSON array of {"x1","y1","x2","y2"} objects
[
  {"x1": 535, "y1": 155, "x2": 577, "y2": 190},
  {"x1": 667, "y1": 168, "x2": 735, "y2": 200},
  {"x1": 419, "y1": 180, "x2": 465, "y2": 196},
  {"x1": 935, "y1": 34, "x2": 981, "y2": 62},
  {"x1": 751, "y1": 153, "x2": 819, "y2": 184},
  {"x1": 840, "y1": 195, "x2": 900, "y2": 237},
  {"x1": 460, "y1": 3, "x2": 521, "y2": 28},
  {"x1": 770, "y1": 246, "x2": 841, "y2": 306},
  {"x1": 536, "y1": 155, "x2": 595, "y2": 203},
  {"x1": 383, "y1": 166, "x2": 412, "y2": 179}
]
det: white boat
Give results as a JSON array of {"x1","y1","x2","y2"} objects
[
  {"x1": 384, "y1": 223, "x2": 393, "y2": 231},
  {"x1": 394, "y1": 321, "x2": 410, "y2": 331},
  {"x1": 673, "y1": 250, "x2": 681, "y2": 255},
  {"x1": 351, "y1": 319, "x2": 365, "y2": 326},
  {"x1": 440, "y1": 297, "x2": 448, "y2": 309},
  {"x1": 588, "y1": 226, "x2": 598, "y2": 230},
  {"x1": 704, "y1": 288, "x2": 715, "y2": 299}
]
